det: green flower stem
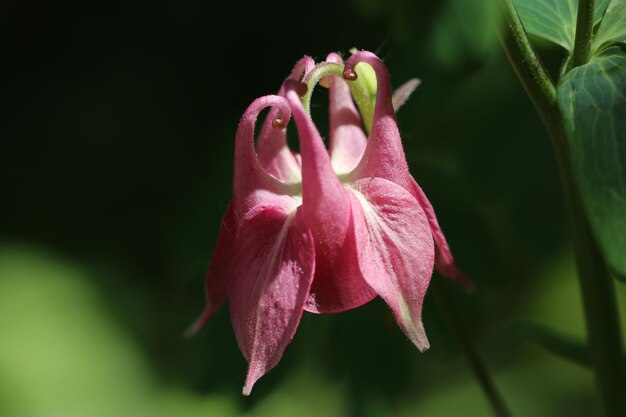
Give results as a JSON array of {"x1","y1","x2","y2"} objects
[
  {"x1": 434, "y1": 281, "x2": 512, "y2": 417},
  {"x1": 499, "y1": 1, "x2": 625, "y2": 415},
  {"x1": 301, "y1": 62, "x2": 344, "y2": 115},
  {"x1": 498, "y1": 0, "x2": 562, "y2": 137},
  {"x1": 570, "y1": 0, "x2": 595, "y2": 69},
  {"x1": 300, "y1": 61, "x2": 376, "y2": 132}
]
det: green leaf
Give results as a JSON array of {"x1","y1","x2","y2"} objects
[
  {"x1": 557, "y1": 48, "x2": 626, "y2": 278},
  {"x1": 592, "y1": 0, "x2": 626, "y2": 53},
  {"x1": 513, "y1": 0, "x2": 610, "y2": 51}
]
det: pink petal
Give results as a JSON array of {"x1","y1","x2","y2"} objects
[
  {"x1": 304, "y1": 212, "x2": 377, "y2": 313},
  {"x1": 285, "y1": 84, "x2": 376, "y2": 313},
  {"x1": 326, "y1": 54, "x2": 368, "y2": 176},
  {"x1": 344, "y1": 52, "x2": 469, "y2": 289},
  {"x1": 185, "y1": 203, "x2": 236, "y2": 336},
  {"x1": 343, "y1": 51, "x2": 413, "y2": 192},
  {"x1": 233, "y1": 95, "x2": 298, "y2": 219},
  {"x1": 256, "y1": 56, "x2": 314, "y2": 183},
  {"x1": 349, "y1": 177, "x2": 434, "y2": 351},
  {"x1": 227, "y1": 197, "x2": 315, "y2": 395},
  {"x1": 411, "y1": 179, "x2": 473, "y2": 289}
]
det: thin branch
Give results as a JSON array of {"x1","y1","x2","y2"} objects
[
  {"x1": 435, "y1": 281, "x2": 512, "y2": 417},
  {"x1": 497, "y1": 0, "x2": 566, "y2": 150}
]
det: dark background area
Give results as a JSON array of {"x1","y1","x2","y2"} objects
[{"x1": 2, "y1": 1, "x2": 620, "y2": 416}]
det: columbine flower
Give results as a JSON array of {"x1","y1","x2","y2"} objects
[{"x1": 189, "y1": 51, "x2": 468, "y2": 395}]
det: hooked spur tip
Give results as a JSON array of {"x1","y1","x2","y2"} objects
[
  {"x1": 271, "y1": 117, "x2": 286, "y2": 130},
  {"x1": 343, "y1": 68, "x2": 357, "y2": 81},
  {"x1": 284, "y1": 79, "x2": 308, "y2": 97}
]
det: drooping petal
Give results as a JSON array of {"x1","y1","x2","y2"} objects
[
  {"x1": 189, "y1": 96, "x2": 301, "y2": 337},
  {"x1": 185, "y1": 203, "x2": 236, "y2": 336},
  {"x1": 348, "y1": 177, "x2": 434, "y2": 351},
  {"x1": 344, "y1": 52, "x2": 469, "y2": 288},
  {"x1": 233, "y1": 95, "x2": 298, "y2": 219},
  {"x1": 411, "y1": 179, "x2": 473, "y2": 288},
  {"x1": 227, "y1": 197, "x2": 315, "y2": 395},
  {"x1": 285, "y1": 83, "x2": 376, "y2": 313},
  {"x1": 343, "y1": 51, "x2": 413, "y2": 192},
  {"x1": 325, "y1": 53, "x2": 368, "y2": 175},
  {"x1": 256, "y1": 56, "x2": 314, "y2": 183}
]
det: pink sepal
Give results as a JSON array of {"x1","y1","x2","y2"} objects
[
  {"x1": 227, "y1": 197, "x2": 315, "y2": 395},
  {"x1": 349, "y1": 177, "x2": 434, "y2": 351}
]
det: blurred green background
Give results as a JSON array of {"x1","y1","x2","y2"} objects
[{"x1": 1, "y1": 0, "x2": 625, "y2": 416}]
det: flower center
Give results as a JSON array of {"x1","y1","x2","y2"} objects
[{"x1": 264, "y1": 56, "x2": 380, "y2": 195}]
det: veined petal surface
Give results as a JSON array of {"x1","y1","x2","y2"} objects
[
  {"x1": 349, "y1": 177, "x2": 434, "y2": 351},
  {"x1": 227, "y1": 197, "x2": 315, "y2": 395}
]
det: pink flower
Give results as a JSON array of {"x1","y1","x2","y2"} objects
[{"x1": 189, "y1": 51, "x2": 468, "y2": 395}]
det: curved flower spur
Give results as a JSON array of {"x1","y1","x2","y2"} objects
[{"x1": 188, "y1": 51, "x2": 470, "y2": 395}]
